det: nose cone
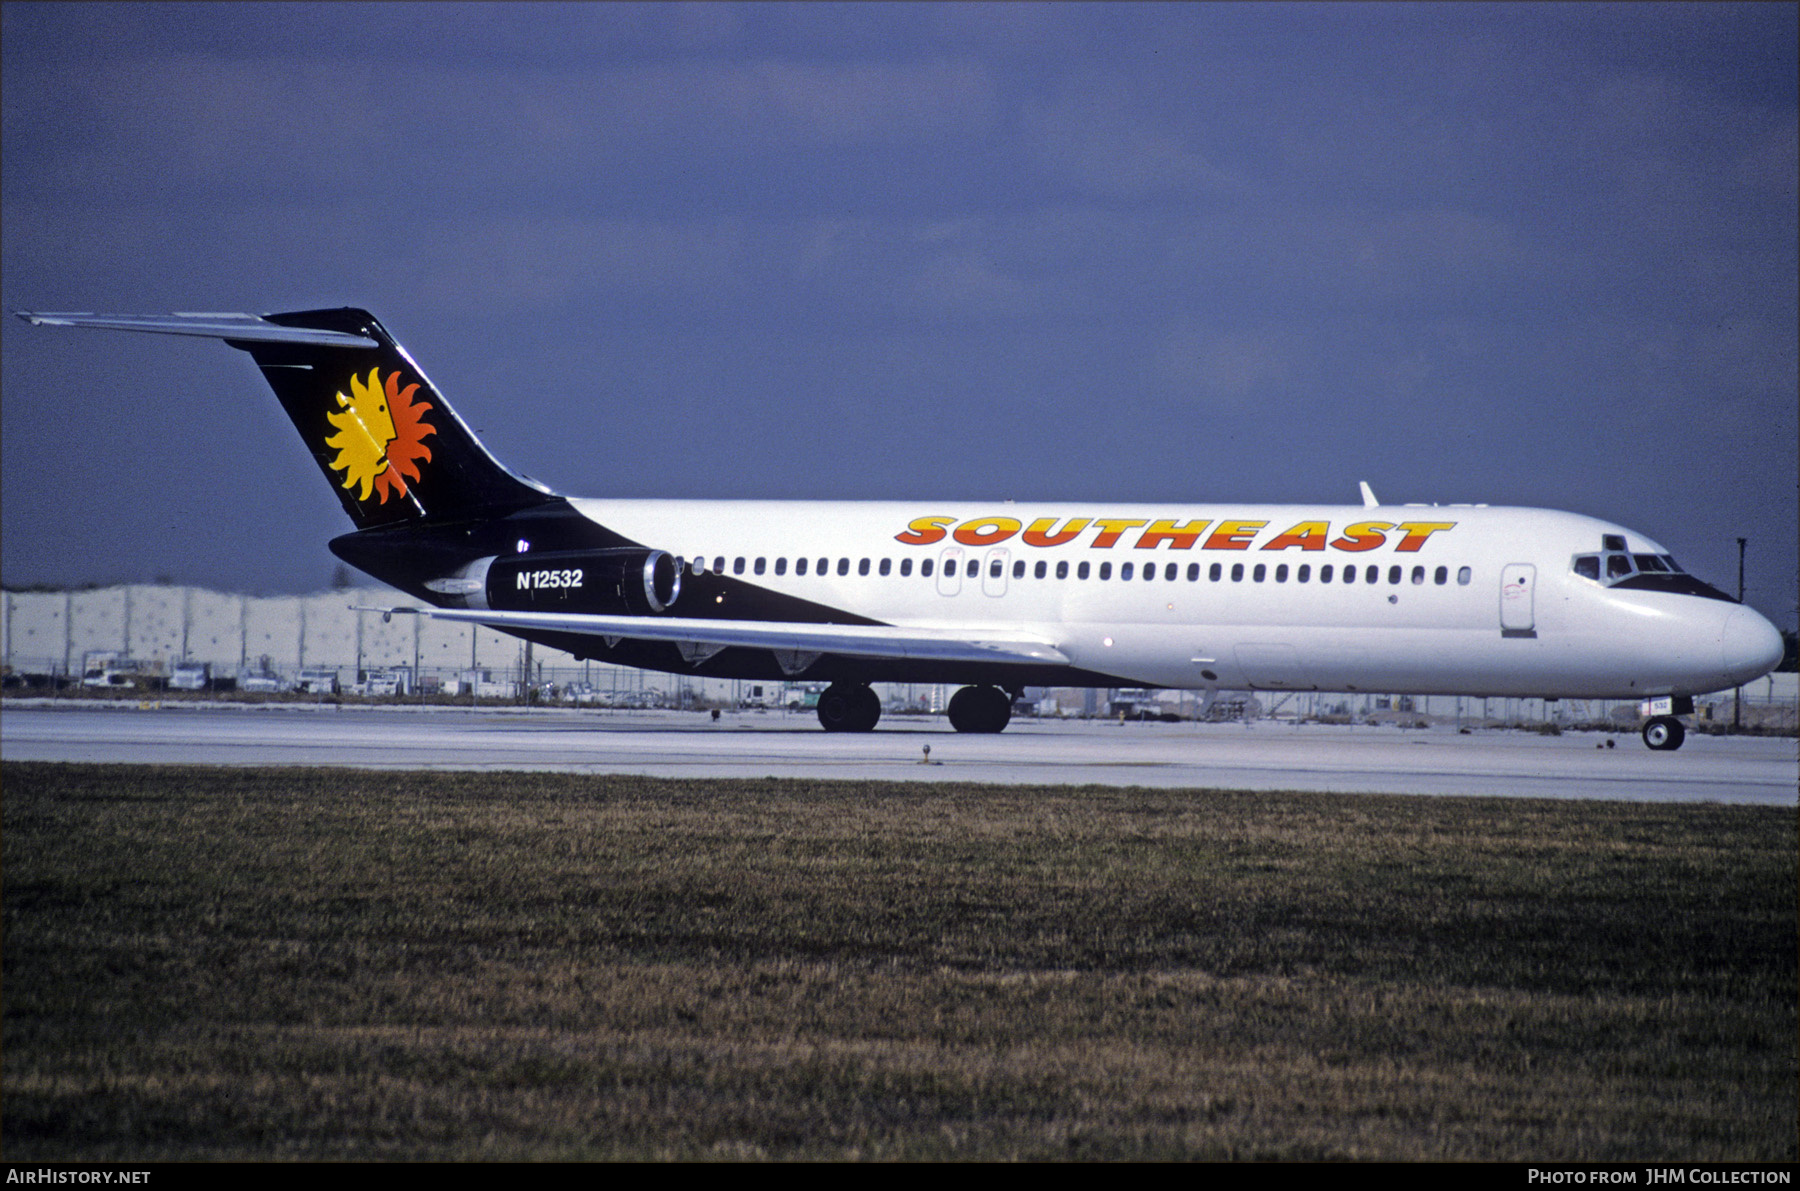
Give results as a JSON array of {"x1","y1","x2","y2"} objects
[{"x1": 1721, "y1": 607, "x2": 1785, "y2": 686}]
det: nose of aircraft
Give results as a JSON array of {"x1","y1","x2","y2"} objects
[{"x1": 1721, "y1": 606, "x2": 1785, "y2": 686}]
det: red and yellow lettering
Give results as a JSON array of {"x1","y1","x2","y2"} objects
[
  {"x1": 1134, "y1": 519, "x2": 1210, "y2": 549},
  {"x1": 1393, "y1": 521, "x2": 1456, "y2": 552},
  {"x1": 953, "y1": 516, "x2": 1022, "y2": 547},
  {"x1": 1022, "y1": 516, "x2": 1090, "y2": 547},
  {"x1": 1203, "y1": 520, "x2": 1267, "y2": 550},
  {"x1": 1090, "y1": 518, "x2": 1149, "y2": 548},
  {"x1": 1330, "y1": 521, "x2": 1393, "y2": 552},
  {"x1": 1261, "y1": 520, "x2": 1331, "y2": 551},
  {"x1": 895, "y1": 515, "x2": 955, "y2": 547}
]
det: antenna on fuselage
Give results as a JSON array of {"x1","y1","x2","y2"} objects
[{"x1": 1358, "y1": 481, "x2": 1379, "y2": 508}]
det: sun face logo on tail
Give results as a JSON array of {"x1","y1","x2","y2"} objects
[{"x1": 324, "y1": 368, "x2": 436, "y2": 504}]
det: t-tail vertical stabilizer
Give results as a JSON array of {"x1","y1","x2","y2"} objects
[{"x1": 14, "y1": 308, "x2": 556, "y2": 529}]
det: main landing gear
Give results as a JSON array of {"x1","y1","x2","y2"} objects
[
  {"x1": 1642, "y1": 716, "x2": 1686, "y2": 751},
  {"x1": 816, "y1": 682, "x2": 881, "y2": 733},
  {"x1": 814, "y1": 682, "x2": 1016, "y2": 734},
  {"x1": 946, "y1": 685, "x2": 1012, "y2": 734}
]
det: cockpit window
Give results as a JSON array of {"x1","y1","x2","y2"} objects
[{"x1": 1572, "y1": 550, "x2": 1733, "y2": 601}]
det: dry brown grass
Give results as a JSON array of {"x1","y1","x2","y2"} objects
[{"x1": 3, "y1": 763, "x2": 1793, "y2": 1160}]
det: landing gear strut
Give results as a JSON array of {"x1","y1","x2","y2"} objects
[
  {"x1": 817, "y1": 682, "x2": 881, "y2": 732},
  {"x1": 947, "y1": 685, "x2": 1012, "y2": 733},
  {"x1": 1642, "y1": 716, "x2": 1686, "y2": 751}
]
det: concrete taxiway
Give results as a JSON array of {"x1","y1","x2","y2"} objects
[{"x1": 2, "y1": 702, "x2": 1794, "y2": 803}]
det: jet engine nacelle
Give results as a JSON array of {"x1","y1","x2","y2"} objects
[{"x1": 438, "y1": 549, "x2": 682, "y2": 616}]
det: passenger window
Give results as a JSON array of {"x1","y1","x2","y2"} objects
[
  {"x1": 1099, "y1": 562, "x2": 1113, "y2": 580},
  {"x1": 922, "y1": 559, "x2": 934, "y2": 578},
  {"x1": 714, "y1": 557, "x2": 725, "y2": 575},
  {"x1": 1056, "y1": 560, "x2": 1068, "y2": 579},
  {"x1": 1320, "y1": 564, "x2": 1333, "y2": 583},
  {"x1": 879, "y1": 558, "x2": 891, "y2": 576},
  {"x1": 1297, "y1": 565, "x2": 1310, "y2": 583},
  {"x1": 966, "y1": 559, "x2": 979, "y2": 578},
  {"x1": 1434, "y1": 566, "x2": 1447, "y2": 585},
  {"x1": 990, "y1": 558, "x2": 1003, "y2": 578},
  {"x1": 1253, "y1": 564, "x2": 1266, "y2": 582},
  {"x1": 1078, "y1": 562, "x2": 1090, "y2": 579},
  {"x1": 796, "y1": 558, "x2": 809, "y2": 576},
  {"x1": 859, "y1": 558, "x2": 870, "y2": 576},
  {"x1": 1164, "y1": 563, "x2": 1176, "y2": 581},
  {"x1": 1275, "y1": 564, "x2": 1288, "y2": 583},
  {"x1": 1343, "y1": 565, "x2": 1354, "y2": 584},
  {"x1": 774, "y1": 558, "x2": 787, "y2": 576},
  {"x1": 1119, "y1": 562, "x2": 1132, "y2": 580},
  {"x1": 753, "y1": 558, "x2": 766, "y2": 575},
  {"x1": 1231, "y1": 563, "x2": 1244, "y2": 582},
  {"x1": 836, "y1": 558, "x2": 848, "y2": 576},
  {"x1": 1187, "y1": 563, "x2": 1199, "y2": 581},
  {"x1": 1209, "y1": 563, "x2": 1222, "y2": 581},
  {"x1": 1458, "y1": 566, "x2": 1471, "y2": 585},
  {"x1": 1036, "y1": 561, "x2": 1048, "y2": 579},
  {"x1": 1013, "y1": 560, "x2": 1025, "y2": 578},
  {"x1": 1388, "y1": 566, "x2": 1402, "y2": 584},
  {"x1": 1366, "y1": 566, "x2": 1379, "y2": 584},
  {"x1": 734, "y1": 557, "x2": 746, "y2": 575},
  {"x1": 900, "y1": 558, "x2": 912, "y2": 577},
  {"x1": 1411, "y1": 566, "x2": 1425, "y2": 585}
]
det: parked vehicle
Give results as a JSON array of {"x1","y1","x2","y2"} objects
[
  {"x1": 81, "y1": 653, "x2": 160, "y2": 689},
  {"x1": 443, "y1": 669, "x2": 517, "y2": 699},
  {"x1": 357, "y1": 668, "x2": 411, "y2": 696},
  {"x1": 296, "y1": 668, "x2": 341, "y2": 695},
  {"x1": 237, "y1": 669, "x2": 286, "y2": 693},
  {"x1": 168, "y1": 662, "x2": 212, "y2": 690}
]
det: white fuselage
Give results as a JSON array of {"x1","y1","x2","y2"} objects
[{"x1": 565, "y1": 498, "x2": 1782, "y2": 699}]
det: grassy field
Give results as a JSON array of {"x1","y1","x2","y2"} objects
[{"x1": 3, "y1": 761, "x2": 1793, "y2": 1161}]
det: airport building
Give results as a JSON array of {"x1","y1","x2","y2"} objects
[{"x1": 4, "y1": 583, "x2": 1794, "y2": 729}]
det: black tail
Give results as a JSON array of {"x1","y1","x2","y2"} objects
[
  {"x1": 16, "y1": 306, "x2": 557, "y2": 530},
  {"x1": 242, "y1": 308, "x2": 554, "y2": 528}
]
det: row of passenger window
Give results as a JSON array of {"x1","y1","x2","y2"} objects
[{"x1": 688, "y1": 554, "x2": 1475, "y2": 587}]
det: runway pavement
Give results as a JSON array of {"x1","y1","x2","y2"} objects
[{"x1": 3, "y1": 702, "x2": 1794, "y2": 803}]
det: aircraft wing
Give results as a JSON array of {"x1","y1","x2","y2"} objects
[{"x1": 366, "y1": 606, "x2": 1071, "y2": 666}]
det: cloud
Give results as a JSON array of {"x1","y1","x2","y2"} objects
[
  {"x1": 3, "y1": 50, "x2": 1000, "y2": 215},
  {"x1": 1155, "y1": 323, "x2": 1303, "y2": 404},
  {"x1": 1020, "y1": 81, "x2": 1246, "y2": 198}
]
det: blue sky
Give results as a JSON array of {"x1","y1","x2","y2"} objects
[{"x1": 3, "y1": 2, "x2": 1794, "y2": 625}]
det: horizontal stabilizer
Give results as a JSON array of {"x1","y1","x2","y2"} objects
[{"x1": 14, "y1": 311, "x2": 378, "y2": 348}]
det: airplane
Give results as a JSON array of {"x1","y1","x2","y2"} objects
[{"x1": 16, "y1": 307, "x2": 1785, "y2": 749}]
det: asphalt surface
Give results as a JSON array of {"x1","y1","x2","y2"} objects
[{"x1": 3, "y1": 702, "x2": 1794, "y2": 803}]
